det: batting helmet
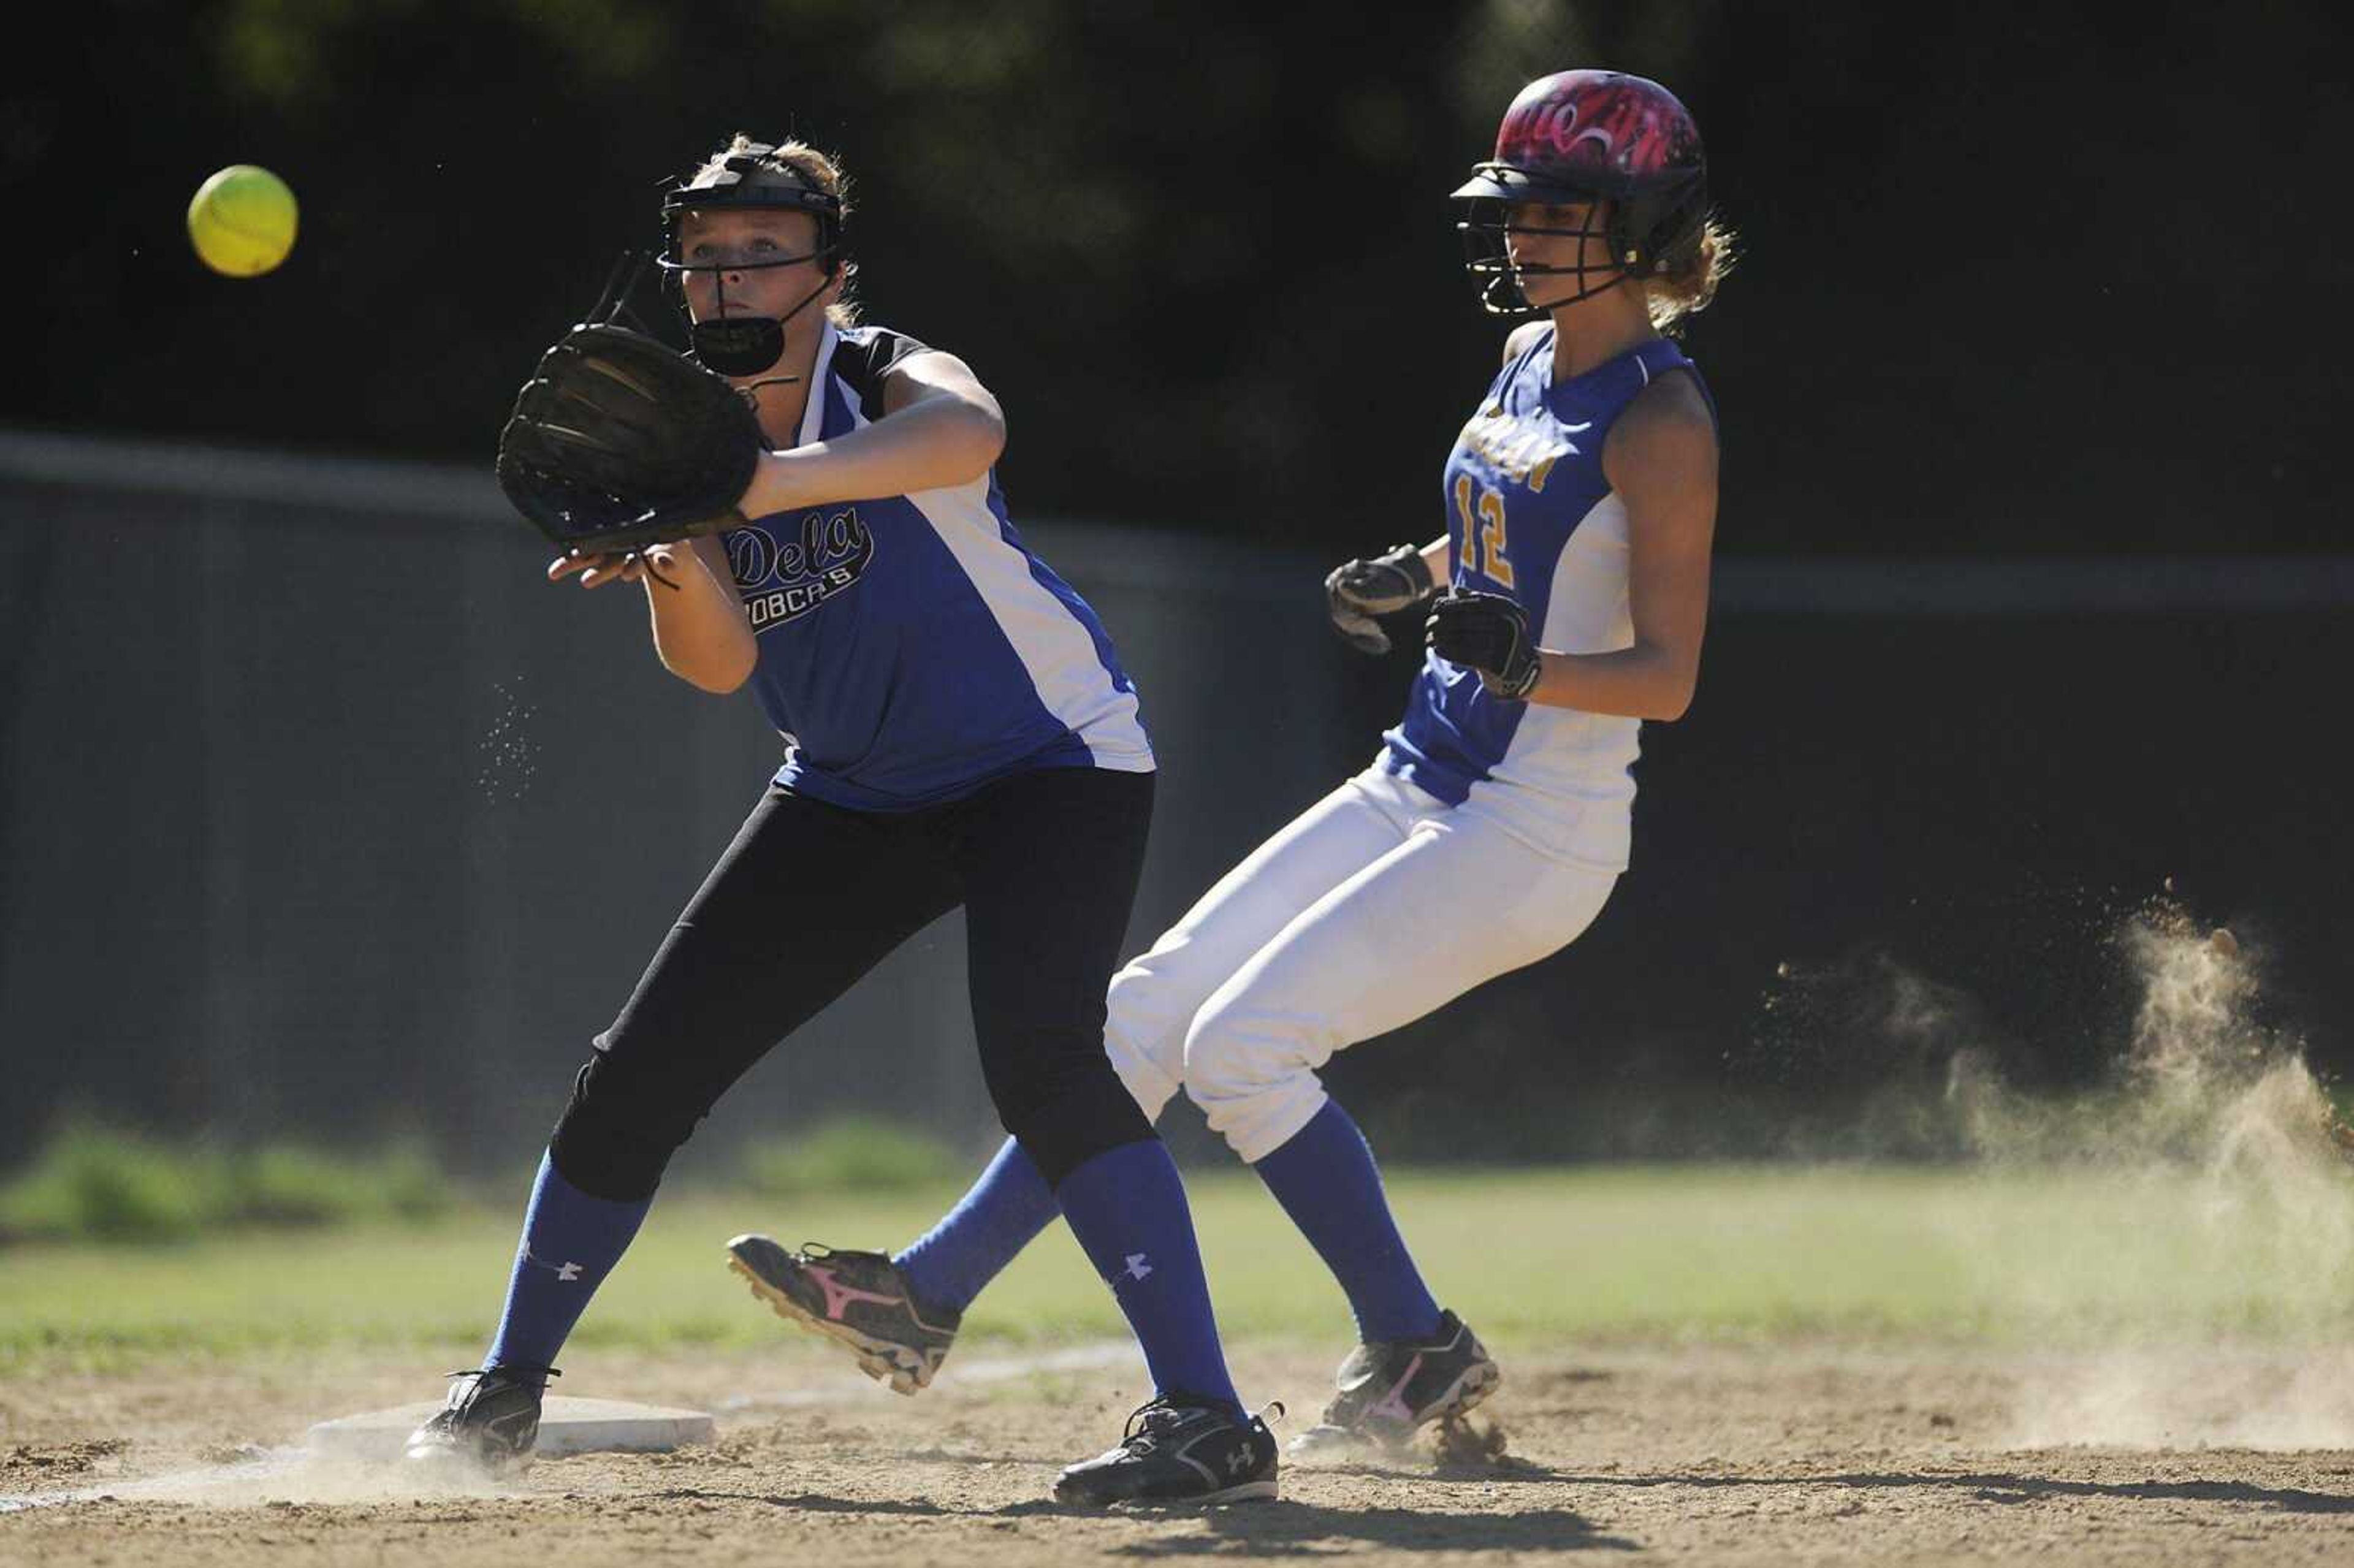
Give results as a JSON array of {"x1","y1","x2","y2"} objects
[{"x1": 1453, "y1": 71, "x2": 1708, "y2": 315}]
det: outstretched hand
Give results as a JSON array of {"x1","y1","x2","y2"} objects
[{"x1": 548, "y1": 542, "x2": 692, "y2": 591}]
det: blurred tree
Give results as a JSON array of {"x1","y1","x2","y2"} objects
[{"x1": 7, "y1": 0, "x2": 2342, "y2": 554}]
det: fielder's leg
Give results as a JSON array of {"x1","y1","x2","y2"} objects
[
  {"x1": 411, "y1": 790, "x2": 955, "y2": 1469},
  {"x1": 953, "y1": 766, "x2": 1278, "y2": 1503},
  {"x1": 873, "y1": 768, "x2": 1442, "y2": 1347}
]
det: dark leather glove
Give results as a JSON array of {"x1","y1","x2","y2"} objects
[
  {"x1": 1426, "y1": 589, "x2": 1542, "y2": 699},
  {"x1": 1324, "y1": 544, "x2": 1436, "y2": 655}
]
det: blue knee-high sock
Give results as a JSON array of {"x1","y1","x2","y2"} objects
[
  {"x1": 1054, "y1": 1138, "x2": 1243, "y2": 1420},
  {"x1": 484, "y1": 1151, "x2": 653, "y2": 1383},
  {"x1": 1252, "y1": 1098, "x2": 1442, "y2": 1344},
  {"x1": 893, "y1": 1136, "x2": 1060, "y2": 1315}
]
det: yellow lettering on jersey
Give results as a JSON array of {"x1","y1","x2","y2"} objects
[
  {"x1": 1477, "y1": 486, "x2": 1515, "y2": 589},
  {"x1": 1458, "y1": 406, "x2": 1588, "y2": 490},
  {"x1": 1455, "y1": 473, "x2": 1515, "y2": 586},
  {"x1": 1459, "y1": 405, "x2": 1572, "y2": 485}
]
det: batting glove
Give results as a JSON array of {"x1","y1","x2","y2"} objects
[
  {"x1": 1426, "y1": 590, "x2": 1542, "y2": 700},
  {"x1": 1325, "y1": 544, "x2": 1436, "y2": 655}
]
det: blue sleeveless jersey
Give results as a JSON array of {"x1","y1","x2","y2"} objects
[
  {"x1": 1381, "y1": 332, "x2": 1711, "y2": 867},
  {"x1": 722, "y1": 322, "x2": 1152, "y2": 812}
]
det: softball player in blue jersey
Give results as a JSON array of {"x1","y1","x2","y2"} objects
[
  {"x1": 729, "y1": 71, "x2": 1732, "y2": 1455},
  {"x1": 405, "y1": 135, "x2": 1278, "y2": 1507}
]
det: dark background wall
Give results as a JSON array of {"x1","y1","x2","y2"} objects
[
  {"x1": 4, "y1": 436, "x2": 2345, "y2": 1171},
  {"x1": 4, "y1": 2, "x2": 2348, "y2": 1168}
]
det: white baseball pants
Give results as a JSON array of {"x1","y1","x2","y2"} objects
[{"x1": 1105, "y1": 762, "x2": 1618, "y2": 1162}]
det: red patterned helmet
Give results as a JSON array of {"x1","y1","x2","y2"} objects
[{"x1": 1452, "y1": 70, "x2": 1709, "y2": 315}]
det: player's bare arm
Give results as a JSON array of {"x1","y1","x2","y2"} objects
[
  {"x1": 1418, "y1": 534, "x2": 1450, "y2": 583},
  {"x1": 1520, "y1": 371, "x2": 1717, "y2": 720},
  {"x1": 548, "y1": 535, "x2": 756, "y2": 693},
  {"x1": 639, "y1": 534, "x2": 757, "y2": 692},
  {"x1": 736, "y1": 350, "x2": 1006, "y2": 516}
]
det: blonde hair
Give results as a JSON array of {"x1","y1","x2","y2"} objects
[
  {"x1": 685, "y1": 134, "x2": 862, "y2": 327},
  {"x1": 1645, "y1": 215, "x2": 1737, "y2": 335}
]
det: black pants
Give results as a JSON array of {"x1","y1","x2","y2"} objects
[{"x1": 549, "y1": 765, "x2": 1158, "y2": 1200}]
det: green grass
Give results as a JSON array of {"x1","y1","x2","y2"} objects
[
  {"x1": 738, "y1": 1118, "x2": 963, "y2": 1196},
  {"x1": 5, "y1": 1164, "x2": 2351, "y2": 1374},
  {"x1": 0, "y1": 1124, "x2": 451, "y2": 1243}
]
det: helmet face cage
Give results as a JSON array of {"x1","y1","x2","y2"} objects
[
  {"x1": 657, "y1": 143, "x2": 846, "y2": 377},
  {"x1": 1455, "y1": 182, "x2": 1625, "y2": 316},
  {"x1": 1452, "y1": 71, "x2": 1707, "y2": 318}
]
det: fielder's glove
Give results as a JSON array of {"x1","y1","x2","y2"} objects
[
  {"x1": 1426, "y1": 590, "x2": 1543, "y2": 700},
  {"x1": 1325, "y1": 543, "x2": 1436, "y2": 654},
  {"x1": 495, "y1": 322, "x2": 764, "y2": 561}
]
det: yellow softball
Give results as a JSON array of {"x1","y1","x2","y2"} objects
[{"x1": 188, "y1": 165, "x2": 298, "y2": 277}]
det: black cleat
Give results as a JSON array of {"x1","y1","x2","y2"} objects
[
  {"x1": 726, "y1": 1235, "x2": 961, "y2": 1394},
  {"x1": 1053, "y1": 1396, "x2": 1281, "y2": 1507},
  {"x1": 403, "y1": 1366, "x2": 550, "y2": 1472},
  {"x1": 1289, "y1": 1309, "x2": 1499, "y2": 1455}
]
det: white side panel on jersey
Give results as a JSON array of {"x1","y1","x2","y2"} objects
[
  {"x1": 794, "y1": 326, "x2": 844, "y2": 447},
  {"x1": 830, "y1": 381, "x2": 1151, "y2": 774},
  {"x1": 903, "y1": 475, "x2": 1154, "y2": 772},
  {"x1": 1470, "y1": 490, "x2": 1644, "y2": 867},
  {"x1": 1533, "y1": 492, "x2": 1638, "y2": 657}
]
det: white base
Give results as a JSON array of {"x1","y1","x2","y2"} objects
[{"x1": 307, "y1": 1396, "x2": 715, "y2": 1463}]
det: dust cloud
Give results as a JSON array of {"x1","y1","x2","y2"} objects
[{"x1": 1792, "y1": 900, "x2": 2354, "y2": 1448}]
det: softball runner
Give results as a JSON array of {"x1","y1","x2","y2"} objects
[{"x1": 728, "y1": 69, "x2": 1732, "y2": 1454}]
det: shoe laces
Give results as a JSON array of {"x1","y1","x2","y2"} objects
[
  {"x1": 797, "y1": 1241, "x2": 897, "y2": 1269},
  {"x1": 1118, "y1": 1396, "x2": 1180, "y2": 1450},
  {"x1": 1119, "y1": 1395, "x2": 1282, "y2": 1452},
  {"x1": 1119, "y1": 1394, "x2": 1226, "y2": 1452},
  {"x1": 443, "y1": 1365, "x2": 560, "y2": 1386}
]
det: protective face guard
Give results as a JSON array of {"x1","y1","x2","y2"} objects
[
  {"x1": 1454, "y1": 195, "x2": 1623, "y2": 316},
  {"x1": 658, "y1": 145, "x2": 845, "y2": 378},
  {"x1": 656, "y1": 245, "x2": 834, "y2": 378},
  {"x1": 1451, "y1": 159, "x2": 1705, "y2": 316}
]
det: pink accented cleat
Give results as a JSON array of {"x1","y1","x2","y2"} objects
[
  {"x1": 725, "y1": 1235, "x2": 961, "y2": 1393},
  {"x1": 1288, "y1": 1310, "x2": 1499, "y2": 1456}
]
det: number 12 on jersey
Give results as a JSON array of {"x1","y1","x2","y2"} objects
[{"x1": 1453, "y1": 474, "x2": 1516, "y2": 588}]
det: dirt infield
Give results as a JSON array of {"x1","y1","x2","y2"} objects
[{"x1": 6, "y1": 1341, "x2": 2352, "y2": 1566}]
